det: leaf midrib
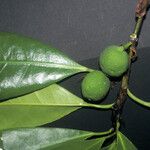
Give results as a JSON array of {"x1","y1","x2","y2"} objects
[
  {"x1": 0, "y1": 60, "x2": 87, "y2": 70},
  {"x1": 0, "y1": 103, "x2": 83, "y2": 107},
  {"x1": 118, "y1": 133, "x2": 126, "y2": 150}
]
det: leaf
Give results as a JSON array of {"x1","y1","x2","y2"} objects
[
  {"x1": 0, "y1": 128, "x2": 106, "y2": 150},
  {"x1": 102, "y1": 132, "x2": 137, "y2": 150},
  {"x1": 0, "y1": 84, "x2": 80, "y2": 131},
  {"x1": 0, "y1": 84, "x2": 112, "y2": 131},
  {"x1": 0, "y1": 32, "x2": 90, "y2": 100},
  {"x1": 117, "y1": 132, "x2": 137, "y2": 150}
]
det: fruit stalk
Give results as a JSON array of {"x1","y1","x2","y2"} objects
[{"x1": 112, "y1": 1, "x2": 149, "y2": 129}]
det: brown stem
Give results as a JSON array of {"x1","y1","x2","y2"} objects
[
  {"x1": 112, "y1": 1, "x2": 149, "y2": 130},
  {"x1": 136, "y1": 0, "x2": 149, "y2": 17},
  {"x1": 111, "y1": 41, "x2": 136, "y2": 130}
]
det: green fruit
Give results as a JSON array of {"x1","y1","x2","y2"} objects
[
  {"x1": 81, "y1": 71, "x2": 110, "y2": 101},
  {"x1": 99, "y1": 45, "x2": 129, "y2": 77}
]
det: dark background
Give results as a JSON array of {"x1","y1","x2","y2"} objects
[{"x1": 0, "y1": 0, "x2": 150, "y2": 149}]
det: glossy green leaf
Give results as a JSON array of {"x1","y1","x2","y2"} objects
[
  {"x1": 102, "y1": 132, "x2": 137, "y2": 150},
  {"x1": 0, "y1": 128, "x2": 106, "y2": 150},
  {"x1": 0, "y1": 32, "x2": 90, "y2": 100},
  {"x1": 0, "y1": 84, "x2": 112, "y2": 131}
]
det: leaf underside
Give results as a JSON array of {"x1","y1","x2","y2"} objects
[
  {"x1": 0, "y1": 84, "x2": 99, "y2": 131},
  {"x1": 0, "y1": 32, "x2": 88, "y2": 100}
]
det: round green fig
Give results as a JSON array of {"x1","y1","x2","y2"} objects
[
  {"x1": 99, "y1": 45, "x2": 129, "y2": 77},
  {"x1": 81, "y1": 71, "x2": 110, "y2": 101}
]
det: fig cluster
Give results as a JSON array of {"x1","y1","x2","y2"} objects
[{"x1": 81, "y1": 44, "x2": 130, "y2": 101}]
